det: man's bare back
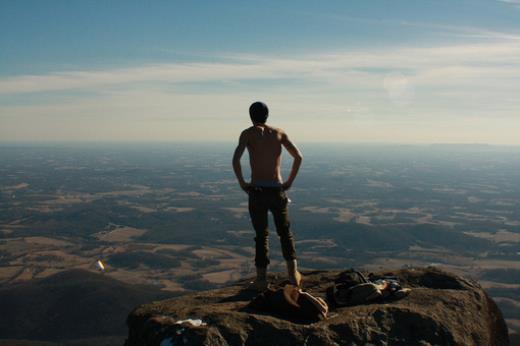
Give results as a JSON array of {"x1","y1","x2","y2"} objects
[
  {"x1": 233, "y1": 123, "x2": 302, "y2": 190},
  {"x1": 245, "y1": 124, "x2": 282, "y2": 184},
  {"x1": 232, "y1": 101, "x2": 303, "y2": 289}
]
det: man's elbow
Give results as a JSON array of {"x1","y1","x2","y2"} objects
[{"x1": 295, "y1": 154, "x2": 303, "y2": 163}]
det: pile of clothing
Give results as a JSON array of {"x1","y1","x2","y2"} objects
[
  {"x1": 248, "y1": 269, "x2": 411, "y2": 322},
  {"x1": 248, "y1": 284, "x2": 328, "y2": 322},
  {"x1": 326, "y1": 270, "x2": 411, "y2": 308}
]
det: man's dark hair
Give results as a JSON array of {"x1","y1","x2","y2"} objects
[{"x1": 249, "y1": 101, "x2": 269, "y2": 123}]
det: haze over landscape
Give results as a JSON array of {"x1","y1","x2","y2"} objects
[{"x1": 1, "y1": 1, "x2": 520, "y2": 344}]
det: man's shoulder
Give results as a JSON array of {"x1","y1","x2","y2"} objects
[
  {"x1": 241, "y1": 125, "x2": 287, "y2": 141},
  {"x1": 271, "y1": 126, "x2": 288, "y2": 141},
  {"x1": 241, "y1": 126, "x2": 255, "y2": 136},
  {"x1": 264, "y1": 125, "x2": 286, "y2": 136},
  {"x1": 272, "y1": 125, "x2": 286, "y2": 133},
  {"x1": 241, "y1": 125, "x2": 284, "y2": 133}
]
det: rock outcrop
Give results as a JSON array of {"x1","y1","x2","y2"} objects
[{"x1": 125, "y1": 267, "x2": 509, "y2": 346}]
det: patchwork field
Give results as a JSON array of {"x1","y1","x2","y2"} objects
[{"x1": 1, "y1": 143, "x2": 519, "y2": 336}]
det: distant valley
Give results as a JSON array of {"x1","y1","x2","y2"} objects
[{"x1": 1, "y1": 142, "x2": 519, "y2": 341}]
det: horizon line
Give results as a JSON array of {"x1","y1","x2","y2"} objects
[{"x1": 1, "y1": 140, "x2": 519, "y2": 148}]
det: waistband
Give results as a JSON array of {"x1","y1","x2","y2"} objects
[
  {"x1": 251, "y1": 180, "x2": 282, "y2": 188},
  {"x1": 249, "y1": 186, "x2": 284, "y2": 192}
]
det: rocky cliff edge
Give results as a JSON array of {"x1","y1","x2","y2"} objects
[{"x1": 126, "y1": 267, "x2": 508, "y2": 346}]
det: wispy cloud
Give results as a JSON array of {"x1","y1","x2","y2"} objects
[
  {"x1": 1, "y1": 42, "x2": 519, "y2": 95},
  {"x1": 1, "y1": 40, "x2": 519, "y2": 143},
  {"x1": 317, "y1": 13, "x2": 520, "y2": 41},
  {"x1": 497, "y1": 0, "x2": 520, "y2": 8}
]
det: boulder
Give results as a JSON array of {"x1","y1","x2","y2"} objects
[{"x1": 126, "y1": 267, "x2": 509, "y2": 346}]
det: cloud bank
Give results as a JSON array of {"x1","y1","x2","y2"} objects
[{"x1": 1, "y1": 41, "x2": 519, "y2": 143}]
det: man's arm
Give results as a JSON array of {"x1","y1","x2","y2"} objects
[
  {"x1": 232, "y1": 130, "x2": 250, "y2": 192},
  {"x1": 281, "y1": 132, "x2": 303, "y2": 191}
]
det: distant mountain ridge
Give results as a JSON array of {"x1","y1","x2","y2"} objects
[{"x1": 0, "y1": 269, "x2": 171, "y2": 344}]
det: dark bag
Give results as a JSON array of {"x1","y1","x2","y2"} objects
[
  {"x1": 327, "y1": 270, "x2": 410, "y2": 307},
  {"x1": 327, "y1": 269, "x2": 382, "y2": 307},
  {"x1": 334, "y1": 269, "x2": 368, "y2": 287}
]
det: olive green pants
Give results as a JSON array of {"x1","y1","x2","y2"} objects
[{"x1": 247, "y1": 186, "x2": 297, "y2": 268}]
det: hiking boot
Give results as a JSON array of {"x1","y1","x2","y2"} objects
[
  {"x1": 247, "y1": 267, "x2": 269, "y2": 291},
  {"x1": 286, "y1": 259, "x2": 302, "y2": 287}
]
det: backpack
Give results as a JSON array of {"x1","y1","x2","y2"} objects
[
  {"x1": 327, "y1": 270, "x2": 410, "y2": 307},
  {"x1": 334, "y1": 269, "x2": 368, "y2": 287},
  {"x1": 329, "y1": 282, "x2": 382, "y2": 306},
  {"x1": 327, "y1": 269, "x2": 383, "y2": 307}
]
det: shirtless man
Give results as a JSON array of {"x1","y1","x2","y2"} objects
[{"x1": 232, "y1": 101, "x2": 303, "y2": 291}]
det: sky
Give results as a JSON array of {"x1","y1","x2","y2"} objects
[{"x1": 1, "y1": 0, "x2": 519, "y2": 144}]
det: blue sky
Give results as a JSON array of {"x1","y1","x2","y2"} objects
[{"x1": 1, "y1": 0, "x2": 520, "y2": 143}]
